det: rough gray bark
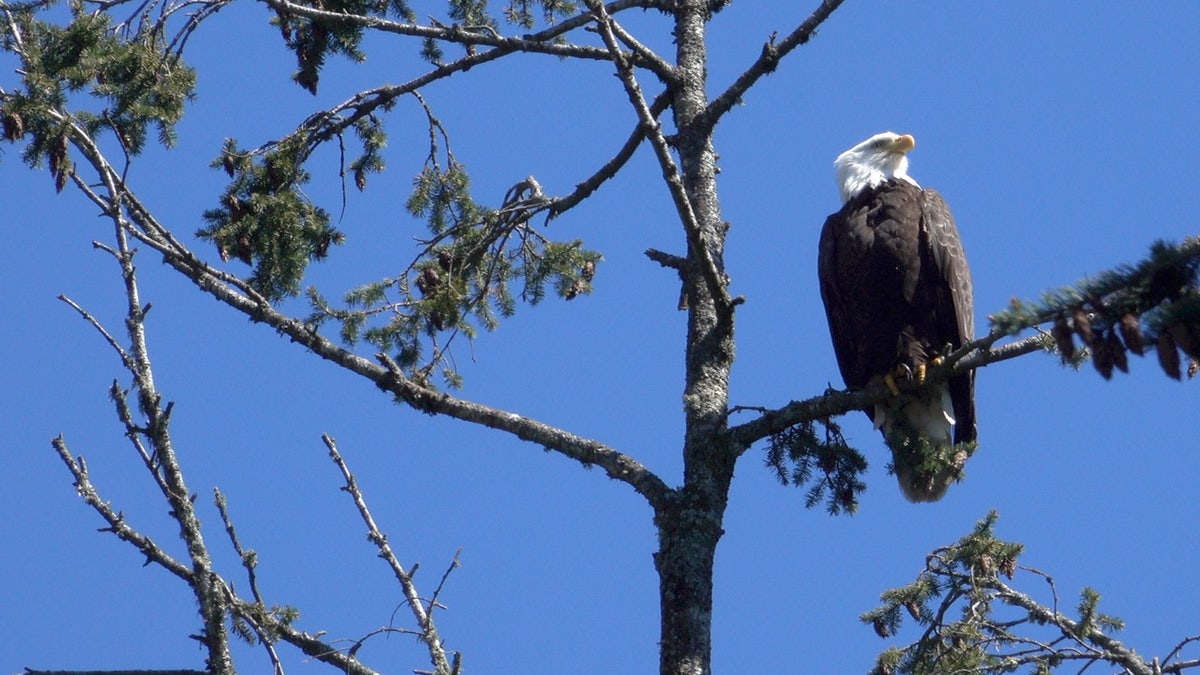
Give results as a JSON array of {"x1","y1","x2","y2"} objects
[{"x1": 657, "y1": 3, "x2": 735, "y2": 674}]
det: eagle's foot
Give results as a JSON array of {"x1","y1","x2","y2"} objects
[
  {"x1": 884, "y1": 364, "x2": 910, "y2": 396},
  {"x1": 883, "y1": 373, "x2": 901, "y2": 396},
  {"x1": 919, "y1": 356, "x2": 946, "y2": 384}
]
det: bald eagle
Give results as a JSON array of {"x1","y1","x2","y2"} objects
[{"x1": 817, "y1": 132, "x2": 975, "y2": 502}]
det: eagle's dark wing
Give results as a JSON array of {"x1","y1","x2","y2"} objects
[
  {"x1": 818, "y1": 205, "x2": 868, "y2": 390},
  {"x1": 919, "y1": 189, "x2": 976, "y2": 444},
  {"x1": 819, "y1": 182, "x2": 924, "y2": 392}
]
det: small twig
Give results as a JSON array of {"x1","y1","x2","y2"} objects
[
  {"x1": 49, "y1": 434, "x2": 194, "y2": 581},
  {"x1": 214, "y1": 489, "x2": 268, "y2": 607},
  {"x1": 57, "y1": 294, "x2": 135, "y2": 373},
  {"x1": 321, "y1": 434, "x2": 457, "y2": 675},
  {"x1": 703, "y1": 0, "x2": 848, "y2": 131},
  {"x1": 1162, "y1": 635, "x2": 1200, "y2": 668},
  {"x1": 426, "y1": 548, "x2": 462, "y2": 618},
  {"x1": 644, "y1": 247, "x2": 688, "y2": 272}
]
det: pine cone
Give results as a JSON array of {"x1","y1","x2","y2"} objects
[
  {"x1": 1158, "y1": 331, "x2": 1182, "y2": 380},
  {"x1": 1072, "y1": 307, "x2": 1094, "y2": 347},
  {"x1": 1052, "y1": 316, "x2": 1075, "y2": 360},
  {"x1": 1170, "y1": 323, "x2": 1200, "y2": 360},
  {"x1": 1118, "y1": 313, "x2": 1145, "y2": 356},
  {"x1": 1092, "y1": 330, "x2": 1115, "y2": 379},
  {"x1": 904, "y1": 600, "x2": 922, "y2": 621},
  {"x1": 1108, "y1": 330, "x2": 1128, "y2": 373},
  {"x1": 416, "y1": 266, "x2": 441, "y2": 296}
]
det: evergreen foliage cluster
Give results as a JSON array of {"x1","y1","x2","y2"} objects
[
  {"x1": 268, "y1": 0, "x2": 576, "y2": 86},
  {"x1": 1, "y1": 2, "x2": 196, "y2": 190},
  {"x1": 863, "y1": 512, "x2": 1133, "y2": 675},
  {"x1": 306, "y1": 155, "x2": 600, "y2": 386},
  {"x1": 765, "y1": 417, "x2": 867, "y2": 515},
  {"x1": 882, "y1": 425, "x2": 976, "y2": 503},
  {"x1": 272, "y1": 0, "x2": 415, "y2": 94},
  {"x1": 198, "y1": 136, "x2": 345, "y2": 301},
  {"x1": 991, "y1": 237, "x2": 1200, "y2": 380}
]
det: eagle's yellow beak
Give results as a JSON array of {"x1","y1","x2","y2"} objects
[{"x1": 891, "y1": 134, "x2": 916, "y2": 153}]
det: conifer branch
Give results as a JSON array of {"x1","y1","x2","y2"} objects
[
  {"x1": 226, "y1": 595, "x2": 384, "y2": 675},
  {"x1": 863, "y1": 512, "x2": 1189, "y2": 675},
  {"x1": 57, "y1": 126, "x2": 669, "y2": 509},
  {"x1": 261, "y1": 0, "x2": 648, "y2": 63},
  {"x1": 703, "y1": 0, "x2": 848, "y2": 131},
  {"x1": 990, "y1": 236, "x2": 1200, "y2": 380},
  {"x1": 727, "y1": 332, "x2": 1045, "y2": 451}
]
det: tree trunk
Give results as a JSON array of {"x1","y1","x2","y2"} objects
[{"x1": 657, "y1": 4, "x2": 738, "y2": 674}]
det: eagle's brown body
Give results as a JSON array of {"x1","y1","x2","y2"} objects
[{"x1": 818, "y1": 178, "x2": 975, "y2": 501}]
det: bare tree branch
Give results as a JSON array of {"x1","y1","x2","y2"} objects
[
  {"x1": 48, "y1": 435, "x2": 195, "y2": 581},
  {"x1": 322, "y1": 434, "x2": 461, "y2": 675},
  {"x1": 374, "y1": 354, "x2": 673, "y2": 508},
  {"x1": 546, "y1": 89, "x2": 673, "y2": 220},
  {"x1": 585, "y1": 0, "x2": 735, "y2": 316},
  {"x1": 703, "y1": 0, "x2": 848, "y2": 130},
  {"x1": 599, "y1": 10, "x2": 679, "y2": 83}
]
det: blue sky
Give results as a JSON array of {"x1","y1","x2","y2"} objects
[{"x1": 4, "y1": 1, "x2": 1200, "y2": 673}]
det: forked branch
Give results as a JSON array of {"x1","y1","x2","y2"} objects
[
  {"x1": 585, "y1": 0, "x2": 735, "y2": 316},
  {"x1": 322, "y1": 433, "x2": 461, "y2": 675},
  {"x1": 703, "y1": 0, "x2": 848, "y2": 130}
]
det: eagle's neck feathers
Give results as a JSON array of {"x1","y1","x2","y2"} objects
[
  {"x1": 836, "y1": 164, "x2": 919, "y2": 204},
  {"x1": 834, "y1": 132, "x2": 921, "y2": 204}
]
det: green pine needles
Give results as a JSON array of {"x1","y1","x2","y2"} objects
[
  {"x1": 1, "y1": 3, "x2": 196, "y2": 190},
  {"x1": 863, "y1": 511, "x2": 1136, "y2": 675},
  {"x1": 307, "y1": 158, "x2": 601, "y2": 388},
  {"x1": 765, "y1": 417, "x2": 867, "y2": 515},
  {"x1": 198, "y1": 137, "x2": 345, "y2": 302}
]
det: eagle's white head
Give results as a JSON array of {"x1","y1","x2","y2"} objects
[{"x1": 834, "y1": 131, "x2": 920, "y2": 204}]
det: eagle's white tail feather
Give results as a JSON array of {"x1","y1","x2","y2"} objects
[
  {"x1": 873, "y1": 385, "x2": 954, "y2": 445},
  {"x1": 875, "y1": 385, "x2": 959, "y2": 503}
]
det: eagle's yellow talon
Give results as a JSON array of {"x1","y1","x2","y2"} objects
[
  {"x1": 918, "y1": 356, "x2": 945, "y2": 384},
  {"x1": 884, "y1": 372, "x2": 901, "y2": 396}
]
